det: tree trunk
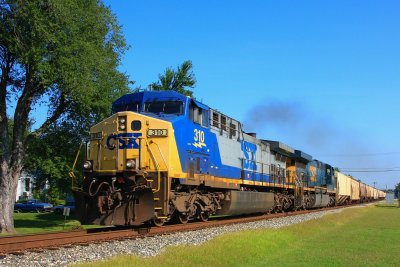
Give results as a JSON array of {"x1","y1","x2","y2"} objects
[
  {"x1": 0, "y1": 162, "x2": 20, "y2": 234},
  {"x1": 0, "y1": 52, "x2": 15, "y2": 234},
  {"x1": 0, "y1": 62, "x2": 33, "y2": 234}
]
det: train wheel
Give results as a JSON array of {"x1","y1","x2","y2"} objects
[
  {"x1": 178, "y1": 213, "x2": 189, "y2": 224},
  {"x1": 199, "y1": 211, "x2": 209, "y2": 222},
  {"x1": 152, "y1": 218, "x2": 165, "y2": 227}
]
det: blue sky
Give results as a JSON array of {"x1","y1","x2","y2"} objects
[
  {"x1": 36, "y1": 1, "x2": 400, "y2": 189},
  {"x1": 97, "y1": 0, "x2": 400, "y2": 189}
]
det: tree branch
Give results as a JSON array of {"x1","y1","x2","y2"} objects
[
  {"x1": 32, "y1": 92, "x2": 68, "y2": 137},
  {"x1": 10, "y1": 64, "x2": 37, "y2": 169},
  {"x1": 0, "y1": 51, "x2": 13, "y2": 161}
]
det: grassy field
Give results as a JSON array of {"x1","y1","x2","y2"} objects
[
  {"x1": 76, "y1": 205, "x2": 400, "y2": 267},
  {"x1": 3, "y1": 212, "x2": 96, "y2": 235}
]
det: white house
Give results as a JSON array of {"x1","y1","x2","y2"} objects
[{"x1": 16, "y1": 173, "x2": 34, "y2": 201}]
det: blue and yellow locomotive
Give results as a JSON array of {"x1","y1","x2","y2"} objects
[{"x1": 74, "y1": 90, "x2": 342, "y2": 226}]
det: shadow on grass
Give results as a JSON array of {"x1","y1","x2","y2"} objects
[
  {"x1": 14, "y1": 212, "x2": 77, "y2": 229},
  {"x1": 375, "y1": 204, "x2": 398, "y2": 208}
]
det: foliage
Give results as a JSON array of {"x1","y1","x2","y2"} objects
[
  {"x1": 76, "y1": 206, "x2": 400, "y2": 267},
  {"x1": 32, "y1": 190, "x2": 41, "y2": 201},
  {"x1": 42, "y1": 186, "x2": 62, "y2": 204},
  {"x1": 1, "y1": 0, "x2": 129, "y2": 125},
  {"x1": 0, "y1": 0, "x2": 130, "y2": 232},
  {"x1": 25, "y1": 123, "x2": 86, "y2": 200},
  {"x1": 150, "y1": 60, "x2": 196, "y2": 97}
]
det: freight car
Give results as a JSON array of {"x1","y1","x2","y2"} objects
[
  {"x1": 335, "y1": 172, "x2": 385, "y2": 204},
  {"x1": 336, "y1": 172, "x2": 352, "y2": 205},
  {"x1": 73, "y1": 90, "x2": 385, "y2": 226}
]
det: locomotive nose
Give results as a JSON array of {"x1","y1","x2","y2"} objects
[{"x1": 74, "y1": 110, "x2": 173, "y2": 226}]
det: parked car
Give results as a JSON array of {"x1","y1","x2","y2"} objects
[
  {"x1": 53, "y1": 201, "x2": 75, "y2": 215},
  {"x1": 14, "y1": 199, "x2": 53, "y2": 212}
]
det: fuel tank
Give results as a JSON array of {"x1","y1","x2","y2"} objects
[{"x1": 216, "y1": 190, "x2": 274, "y2": 216}]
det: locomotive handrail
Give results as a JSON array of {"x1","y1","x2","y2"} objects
[
  {"x1": 115, "y1": 134, "x2": 119, "y2": 169},
  {"x1": 149, "y1": 140, "x2": 168, "y2": 170},
  {"x1": 69, "y1": 142, "x2": 83, "y2": 190},
  {"x1": 96, "y1": 140, "x2": 102, "y2": 170},
  {"x1": 145, "y1": 140, "x2": 161, "y2": 193}
]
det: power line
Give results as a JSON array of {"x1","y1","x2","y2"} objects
[
  {"x1": 316, "y1": 152, "x2": 400, "y2": 157},
  {"x1": 340, "y1": 166, "x2": 400, "y2": 173},
  {"x1": 340, "y1": 170, "x2": 400, "y2": 173},
  {"x1": 340, "y1": 167, "x2": 400, "y2": 170}
]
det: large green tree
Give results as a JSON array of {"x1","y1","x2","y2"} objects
[
  {"x1": 150, "y1": 60, "x2": 196, "y2": 97},
  {"x1": 0, "y1": 0, "x2": 129, "y2": 233}
]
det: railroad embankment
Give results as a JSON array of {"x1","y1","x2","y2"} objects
[
  {"x1": 77, "y1": 204, "x2": 399, "y2": 267},
  {"x1": 1, "y1": 204, "x2": 397, "y2": 266}
]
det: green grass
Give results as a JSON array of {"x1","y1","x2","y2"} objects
[
  {"x1": 2, "y1": 212, "x2": 98, "y2": 235},
  {"x1": 76, "y1": 205, "x2": 400, "y2": 267}
]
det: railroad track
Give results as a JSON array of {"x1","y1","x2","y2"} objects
[{"x1": 0, "y1": 203, "x2": 373, "y2": 256}]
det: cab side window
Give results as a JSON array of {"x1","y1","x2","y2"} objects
[
  {"x1": 201, "y1": 110, "x2": 208, "y2": 127},
  {"x1": 194, "y1": 107, "x2": 201, "y2": 124},
  {"x1": 189, "y1": 103, "x2": 208, "y2": 128}
]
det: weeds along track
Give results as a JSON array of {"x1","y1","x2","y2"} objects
[{"x1": 0, "y1": 203, "x2": 375, "y2": 255}]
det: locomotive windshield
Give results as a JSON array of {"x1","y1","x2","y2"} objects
[
  {"x1": 113, "y1": 102, "x2": 141, "y2": 113},
  {"x1": 144, "y1": 101, "x2": 183, "y2": 115}
]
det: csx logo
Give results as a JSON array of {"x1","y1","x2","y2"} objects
[
  {"x1": 241, "y1": 141, "x2": 257, "y2": 171},
  {"x1": 106, "y1": 133, "x2": 142, "y2": 150}
]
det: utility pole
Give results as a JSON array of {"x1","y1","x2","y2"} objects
[{"x1": 373, "y1": 181, "x2": 376, "y2": 188}]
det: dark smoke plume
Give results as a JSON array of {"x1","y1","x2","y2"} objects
[
  {"x1": 243, "y1": 99, "x2": 337, "y2": 148},
  {"x1": 242, "y1": 98, "x2": 396, "y2": 188}
]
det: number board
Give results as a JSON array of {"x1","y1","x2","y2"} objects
[
  {"x1": 147, "y1": 129, "x2": 168, "y2": 137},
  {"x1": 90, "y1": 131, "x2": 103, "y2": 140}
]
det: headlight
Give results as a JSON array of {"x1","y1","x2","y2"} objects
[
  {"x1": 126, "y1": 159, "x2": 136, "y2": 169},
  {"x1": 118, "y1": 116, "x2": 127, "y2": 131},
  {"x1": 83, "y1": 161, "x2": 92, "y2": 170}
]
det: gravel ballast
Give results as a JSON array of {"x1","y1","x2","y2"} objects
[{"x1": 0, "y1": 207, "x2": 359, "y2": 267}]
